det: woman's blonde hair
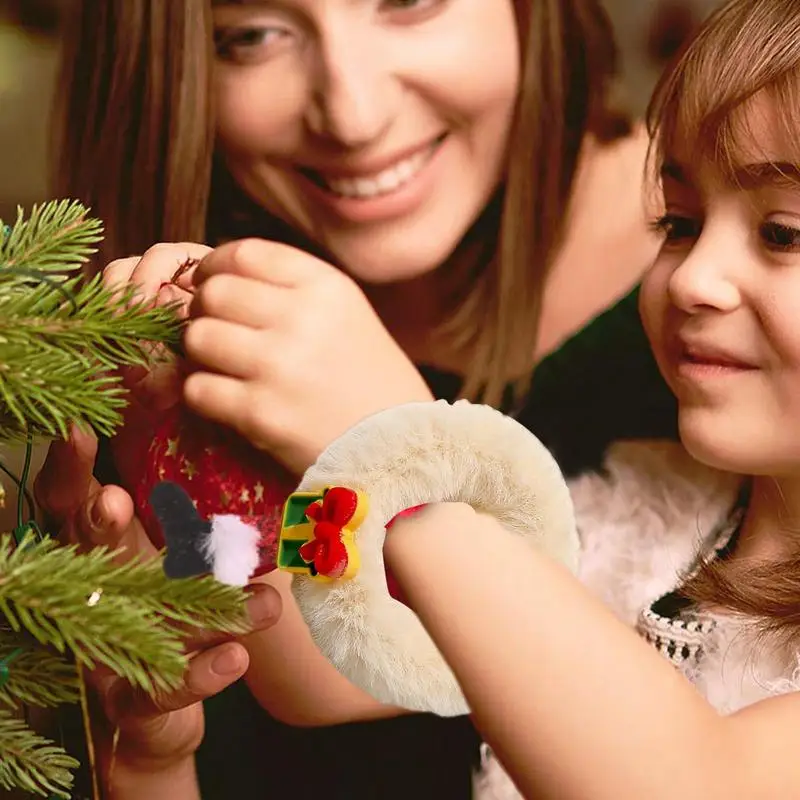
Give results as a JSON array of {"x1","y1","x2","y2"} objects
[
  {"x1": 53, "y1": 0, "x2": 627, "y2": 407},
  {"x1": 646, "y1": 0, "x2": 800, "y2": 636}
]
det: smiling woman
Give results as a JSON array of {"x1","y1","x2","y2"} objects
[
  {"x1": 46, "y1": 2, "x2": 669, "y2": 799},
  {"x1": 211, "y1": 0, "x2": 519, "y2": 283},
  {"x1": 54, "y1": 0, "x2": 638, "y2": 405}
]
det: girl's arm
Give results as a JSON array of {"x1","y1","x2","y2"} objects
[
  {"x1": 242, "y1": 570, "x2": 406, "y2": 725},
  {"x1": 385, "y1": 503, "x2": 799, "y2": 800}
]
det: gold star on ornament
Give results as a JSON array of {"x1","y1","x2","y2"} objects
[
  {"x1": 240, "y1": 488, "x2": 250, "y2": 503},
  {"x1": 254, "y1": 482, "x2": 265, "y2": 502},
  {"x1": 180, "y1": 458, "x2": 197, "y2": 480},
  {"x1": 166, "y1": 438, "x2": 180, "y2": 457}
]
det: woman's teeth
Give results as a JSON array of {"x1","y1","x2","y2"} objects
[{"x1": 319, "y1": 145, "x2": 435, "y2": 199}]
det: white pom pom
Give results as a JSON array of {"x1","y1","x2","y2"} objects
[{"x1": 203, "y1": 515, "x2": 261, "y2": 586}]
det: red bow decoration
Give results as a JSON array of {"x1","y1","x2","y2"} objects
[{"x1": 298, "y1": 487, "x2": 360, "y2": 579}]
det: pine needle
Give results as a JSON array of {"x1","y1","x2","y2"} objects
[
  {"x1": 0, "y1": 203, "x2": 183, "y2": 441},
  {"x1": 0, "y1": 634, "x2": 80, "y2": 708},
  {"x1": 0, "y1": 199, "x2": 102, "y2": 274},
  {"x1": 0, "y1": 710, "x2": 77, "y2": 798},
  {"x1": 0, "y1": 534, "x2": 249, "y2": 694}
]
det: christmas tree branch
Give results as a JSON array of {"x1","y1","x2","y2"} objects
[
  {"x1": 0, "y1": 534, "x2": 249, "y2": 694},
  {"x1": 0, "y1": 710, "x2": 77, "y2": 798},
  {"x1": 0, "y1": 200, "x2": 103, "y2": 274},
  {"x1": 0, "y1": 202, "x2": 183, "y2": 441},
  {"x1": 0, "y1": 633, "x2": 80, "y2": 708},
  {"x1": 0, "y1": 274, "x2": 182, "y2": 366},
  {"x1": 0, "y1": 354, "x2": 126, "y2": 442}
]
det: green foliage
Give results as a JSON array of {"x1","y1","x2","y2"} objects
[
  {"x1": 0, "y1": 201, "x2": 183, "y2": 441},
  {"x1": 0, "y1": 710, "x2": 78, "y2": 798},
  {"x1": 0, "y1": 201, "x2": 250, "y2": 797},
  {"x1": 0, "y1": 634, "x2": 80, "y2": 708},
  {"x1": 0, "y1": 200, "x2": 102, "y2": 274},
  {"x1": 0, "y1": 533, "x2": 249, "y2": 694}
]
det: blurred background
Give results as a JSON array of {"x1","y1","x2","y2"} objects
[{"x1": 0, "y1": 0, "x2": 726, "y2": 529}]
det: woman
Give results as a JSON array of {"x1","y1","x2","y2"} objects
[{"x1": 37, "y1": 1, "x2": 673, "y2": 797}]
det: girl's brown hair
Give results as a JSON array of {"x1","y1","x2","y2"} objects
[
  {"x1": 53, "y1": 0, "x2": 628, "y2": 408},
  {"x1": 646, "y1": 0, "x2": 800, "y2": 637}
]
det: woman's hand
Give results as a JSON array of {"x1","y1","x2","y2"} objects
[
  {"x1": 183, "y1": 238, "x2": 434, "y2": 475},
  {"x1": 103, "y1": 242, "x2": 212, "y2": 317},
  {"x1": 102, "y1": 243, "x2": 213, "y2": 432},
  {"x1": 34, "y1": 426, "x2": 282, "y2": 792}
]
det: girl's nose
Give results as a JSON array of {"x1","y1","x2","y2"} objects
[{"x1": 667, "y1": 237, "x2": 742, "y2": 314}]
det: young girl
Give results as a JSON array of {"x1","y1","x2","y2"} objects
[
  {"x1": 36, "y1": 1, "x2": 673, "y2": 798},
  {"x1": 381, "y1": 0, "x2": 800, "y2": 796}
]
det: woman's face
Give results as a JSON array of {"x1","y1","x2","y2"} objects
[{"x1": 212, "y1": 0, "x2": 520, "y2": 284}]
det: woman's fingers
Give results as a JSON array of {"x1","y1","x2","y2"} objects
[
  {"x1": 80, "y1": 484, "x2": 158, "y2": 559},
  {"x1": 34, "y1": 425, "x2": 99, "y2": 521},
  {"x1": 104, "y1": 243, "x2": 212, "y2": 300},
  {"x1": 183, "y1": 318, "x2": 266, "y2": 379},
  {"x1": 87, "y1": 587, "x2": 282, "y2": 765},
  {"x1": 111, "y1": 642, "x2": 250, "y2": 726},
  {"x1": 177, "y1": 584, "x2": 283, "y2": 654}
]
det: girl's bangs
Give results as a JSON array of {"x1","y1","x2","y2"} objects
[{"x1": 646, "y1": 1, "x2": 800, "y2": 185}]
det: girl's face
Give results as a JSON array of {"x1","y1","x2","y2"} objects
[
  {"x1": 212, "y1": 0, "x2": 520, "y2": 284},
  {"x1": 640, "y1": 95, "x2": 800, "y2": 477}
]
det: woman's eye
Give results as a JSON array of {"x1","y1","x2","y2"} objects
[
  {"x1": 760, "y1": 221, "x2": 800, "y2": 252},
  {"x1": 650, "y1": 214, "x2": 701, "y2": 244},
  {"x1": 383, "y1": 0, "x2": 434, "y2": 7},
  {"x1": 381, "y1": 0, "x2": 446, "y2": 18},
  {"x1": 214, "y1": 26, "x2": 288, "y2": 63}
]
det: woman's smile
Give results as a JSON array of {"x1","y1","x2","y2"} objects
[{"x1": 293, "y1": 133, "x2": 449, "y2": 224}]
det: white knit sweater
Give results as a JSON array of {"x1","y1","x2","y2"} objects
[{"x1": 474, "y1": 441, "x2": 800, "y2": 799}]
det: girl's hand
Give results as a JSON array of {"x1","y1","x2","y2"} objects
[{"x1": 183, "y1": 238, "x2": 434, "y2": 475}]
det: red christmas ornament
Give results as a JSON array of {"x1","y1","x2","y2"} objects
[{"x1": 125, "y1": 405, "x2": 298, "y2": 578}]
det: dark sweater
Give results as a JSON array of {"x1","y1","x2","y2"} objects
[{"x1": 193, "y1": 286, "x2": 678, "y2": 799}]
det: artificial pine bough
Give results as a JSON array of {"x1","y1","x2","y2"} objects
[{"x1": 0, "y1": 201, "x2": 249, "y2": 798}]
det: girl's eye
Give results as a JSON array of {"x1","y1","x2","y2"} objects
[
  {"x1": 760, "y1": 221, "x2": 800, "y2": 252},
  {"x1": 214, "y1": 26, "x2": 288, "y2": 63},
  {"x1": 650, "y1": 214, "x2": 702, "y2": 244}
]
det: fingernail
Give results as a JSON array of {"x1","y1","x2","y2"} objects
[
  {"x1": 89, "y1": 495, "x2": 104, "y2": 531},
  {"x1": 245, "y1": 587, "x2": 280, "y2": 626},
  {"x1": 211, "y1": 647, "x2": 245, "y2": 677},
  {"x1": 385, "y1": 504, "x2": 429, "y2": 531}
]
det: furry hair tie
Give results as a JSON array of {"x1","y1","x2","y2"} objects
[{"x1": 149, "y1": 399, "x2": 579, "y2": 716}]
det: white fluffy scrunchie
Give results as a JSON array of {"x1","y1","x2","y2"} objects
[{"x1": 289, "y1": 399, "x2": 579, "y2": 717}]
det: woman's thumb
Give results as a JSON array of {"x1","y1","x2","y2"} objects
[{"x1": 34, "y1": 424, "x2": 99, "y2": 519}]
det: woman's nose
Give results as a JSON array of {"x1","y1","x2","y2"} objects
[
  {"x1": 305, "y1": 35, "x2": 396, "y2": 148},
  {"x1": 667, "y1": 238, "x2": 742, "y2": 314}
]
